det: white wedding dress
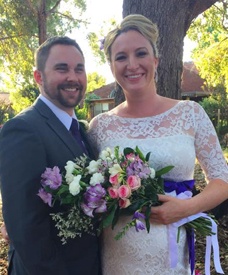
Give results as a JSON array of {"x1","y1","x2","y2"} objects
[{"x1": 88, "y1": 100, "x2": 228, "y2": 275}]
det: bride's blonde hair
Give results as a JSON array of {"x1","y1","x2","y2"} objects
[{"x1": 104, "y1": 14, "x2": 159, "y2": 63}]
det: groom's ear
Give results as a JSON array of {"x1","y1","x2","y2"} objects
[{"x1": 34, "y1": 70, "x2": 43, "y2": 85}]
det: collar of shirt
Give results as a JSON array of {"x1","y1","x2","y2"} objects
[{"x1": 39, "y1": 95, "x2": 77, "y2": 130}]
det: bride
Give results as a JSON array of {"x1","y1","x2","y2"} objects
[{"x1": 88, "y1": 14, "x2": 228, "y2": 274}]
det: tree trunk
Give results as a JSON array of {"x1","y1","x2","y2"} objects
[
  {"x1": 120, "y1": 0, "x2": 218, "y2": 99},
  {"x1": 38, "y1": 0, "x2": 47, "y2": 45}
]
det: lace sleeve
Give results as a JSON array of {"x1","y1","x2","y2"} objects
[{"x1": 194, "y1": 103, "x2": 228, "y2": 183}]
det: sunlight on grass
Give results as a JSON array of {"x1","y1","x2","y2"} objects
[{"x1": 223, "y1": 148, "x2": 228, "y2": 161}]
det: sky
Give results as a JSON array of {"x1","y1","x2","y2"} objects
[{"x1": 69, "y1": 0, "x2": 196, "y2": 84}]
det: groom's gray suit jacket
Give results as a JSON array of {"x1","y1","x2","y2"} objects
[{"x1": 0, "y1": 98, "x2": 101, "y2": 275}]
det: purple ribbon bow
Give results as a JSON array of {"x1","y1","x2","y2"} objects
[{"x1": 164, "y1": 179, "x2": 195, "y2": 195}]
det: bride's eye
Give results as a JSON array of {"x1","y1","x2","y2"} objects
[
  {"x1": 115, "y1": 54, "x2": 126, "y2": 61},
  {"x1": 136, "y1": 51, "x2": 148, "y2": 58}
]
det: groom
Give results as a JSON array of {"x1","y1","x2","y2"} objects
[{"x1": 0, "y1": 37, "x2": 101, "y2": 274}]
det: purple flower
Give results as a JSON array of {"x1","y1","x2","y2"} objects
[
  {"x1": 37, "y1": 188, "x2": 52, "y2": 207},
  {"x1": 126, "y1": 159, "x2": 151, "y2": 179},
  {"x1": 133, "y1": 211, "x2": 146, "y2": 220},
  {"x1": 81, "y1": 184, "x2": 107, "y2": 217},
  {"x1": 133, "y1": 211, "x2": 146, "y2": 232},
  {"x1": 84, "y1": 184, "x2": 106, "y2": 202},
  {"x1": 81, "y1": 203, "x2": 94, "y2": 217},
  {"x1": 94, "y1": 200, "x2": 107, "y2": 214},
  {"x1": 135, "y1": 219, "x2": 146, "y2": 232},
  {"x1": 41, "y1": 166, "x2": 62, "y2": 190}
]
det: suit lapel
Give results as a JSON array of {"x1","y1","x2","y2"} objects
[
  {"x1": 79, "y1": 121, "x2": 97, "y2": 159},
  {"x1": 33, "y1": 99, "x2": 86, "y2": 158}
]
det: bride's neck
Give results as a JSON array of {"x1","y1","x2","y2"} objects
[{"x1": 119, "y1": 94, "x2": 163, "y2": 118}]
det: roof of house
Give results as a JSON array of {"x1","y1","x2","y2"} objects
[
  {"x1": 0, "y1": 92, "x2": 10, "y2": 103},
  {"x1": 181, "y1": 62, "x2": 209, "y2": 97}
]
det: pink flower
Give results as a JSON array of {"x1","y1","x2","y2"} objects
[
  {"x1": 109, "y1": 174, "x2": 120, "y2": 186},
  {"x1": 195, "y1": 270, "x2": 202, "y2": 275},
  {"x1": 126, "y1": 153, "x2": 137, "y2": 161},
  {"x1": 119, "y1": 198, "x2": 131, "y2": 208},
  {"x1": 118, "y1": 185, "x2": 131, "y2": 199},
  {"x1": 127, "y1": 175, "x2": 141, "y2": 191},
  {"x1": 108, "y1": 187, "x2": 119, "y2": 199}
]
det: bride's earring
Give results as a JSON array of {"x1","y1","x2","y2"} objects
[{"x1": 154, "y1": 69, "x2": 158, "y2": 83}]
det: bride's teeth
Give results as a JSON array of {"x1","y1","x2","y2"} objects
[{"x1": 128, "y1": 74, "x2": 141, "y2": 79}]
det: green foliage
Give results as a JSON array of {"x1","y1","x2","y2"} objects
[
  {"x1": 75, "y1": 105, "x2": 88, "y2": 120},
  {"x1": 187, "y1": 1, "x2": 228, "y2": 139},
  {"x1": 86, "y1": 72, "x2": 106, "y2": 92},
  {"x1": 87, "y1": 18, "x2": 118, "y2": 65},
  {"x1": 187, "y1": 2, "x2": 228, "y2": 91},
  {"x1": 10, "y1": 85, "x2": 39, "y2": 114},
  {"x1": 0, "y1": 99, "x2": 15, "y2": 125},
  {"x1": 75, "y1": 71, "x2": 105, "y2": 120},
  {"x1": 199, "y1": 86, "x2": 228, "y2": 137},
  {"x1": 87, "y1": 32, "x2": 106, "y2": 64},
  {"x1": 0, "y1": 0, "x2": 87, "y2": 90}
]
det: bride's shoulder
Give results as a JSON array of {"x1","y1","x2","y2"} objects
[
  {"x1": 106, "y1": 103, "x2": 125, "y2": 117},
  {"x1": 89, "y1": 108, "x2": 119, "y2": 129}
]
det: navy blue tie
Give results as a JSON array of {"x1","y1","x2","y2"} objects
[{"x1": 70, "y1": 119, "x2": 88, "y2": 154}]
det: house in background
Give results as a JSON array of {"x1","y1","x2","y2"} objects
[
  {"x1": 87, "y1": 83, "x2": 116, "y2": 119},
  {"x1": 0, "y1": 92, "x2": 10, "y2": 104},
  {"x1": 88, "y1": 61, "x2": 211, "y2": 119},
  {"x1": 181, "y1": 62, "x2": 210, "y2": 100}
]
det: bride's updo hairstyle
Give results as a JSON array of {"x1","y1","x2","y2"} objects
[{"x1": 104, "y1": 14, "x2": 159, "y2": 63}]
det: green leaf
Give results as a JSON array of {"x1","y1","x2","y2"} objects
[
  {"x1": 102, "y1": 204, "x2": 117, "y2": 229},
  {"x1": 155, "y1": 165, "x2": 174, "y2": 177},
  {"x1": 135, "y1": 146, "x2": 146, "y2": 161},
  {"x1": 114, "y1": 146, "x2": 120, "y2": 160},
  {"x1": 145, "y1": 206, "x2": 151, "y2": 233},
  {"x1": 123, "y1": 147, "x2": 135, "y2": 156},
  {"x1": 145, "y1": 152, "x2": 151, "y2": 161}
]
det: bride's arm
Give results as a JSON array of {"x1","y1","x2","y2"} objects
[
  {"x1": 150, "y1": 103, "x2": 228, "y2": 224},
  {"x1": 150, "y1": 178, "x2": 228, "y2": 224}
]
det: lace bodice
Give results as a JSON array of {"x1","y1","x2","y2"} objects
[{"x1": 89, "y1": 100, "x2": 228, "y2": 183}]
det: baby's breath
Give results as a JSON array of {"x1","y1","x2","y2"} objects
[{"x1": 50, "y1": 206, "x2": 94, "y2": 244}]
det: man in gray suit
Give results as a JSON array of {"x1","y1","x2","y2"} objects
[{"x1": 0, "y1": 36, "x2": 101, "y2": 275}]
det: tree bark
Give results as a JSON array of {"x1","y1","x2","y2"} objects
[
  {"x1": 119, "y1": 0, "x2": 219, "y2": 99},
  {"x1": 37, "y1": 0, "x2": 47, "y2": 45}
]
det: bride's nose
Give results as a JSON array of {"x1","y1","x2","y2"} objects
[{"x1": 127, "y1": 56, "x2": 139, "y2": 70}]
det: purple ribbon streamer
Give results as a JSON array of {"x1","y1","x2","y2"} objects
[
  {"x1": 186, "y1": 228, "x2": 195, "y2": 274},
  {"x1": 164, "y1": 180, "x2": 195, "y2": 275}
]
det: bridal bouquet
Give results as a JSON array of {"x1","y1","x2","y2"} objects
[{"x1": 37, "y1": 146, "x2": 214, "y2": 244}]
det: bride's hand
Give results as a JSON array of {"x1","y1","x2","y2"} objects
[{"x1": 150, "y1": 194, "x2": 191, "y2": 224}]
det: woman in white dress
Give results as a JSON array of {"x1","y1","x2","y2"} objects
[{"x1": 88, "y1": 14, "x2": 228, "y2": 275}]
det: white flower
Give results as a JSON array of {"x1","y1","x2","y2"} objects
[
  {"x1": 149, "y1": 168, "x2": 156, "y2": 179},
  {"x1": 69, "y1": 175, "x2": 81, "y2": 195},
  {"x1": 64, "y1": 161, "x2": 75, "y2": 184},
  {"x1": 109, "y1": 163, "x2": 122, "y2": 176},
  {"x1": 90, "y1": 172, "x2": 105, "y2": 186},
  {"x1": 100, "y1": 147, "x2": 112, "y2": 159},
  {"x1": 87, "y1": 160, "x2": 100, "y2": 174},
  {"x1": 65, "y1": 160, "x2": 75, "y2": 174}
]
